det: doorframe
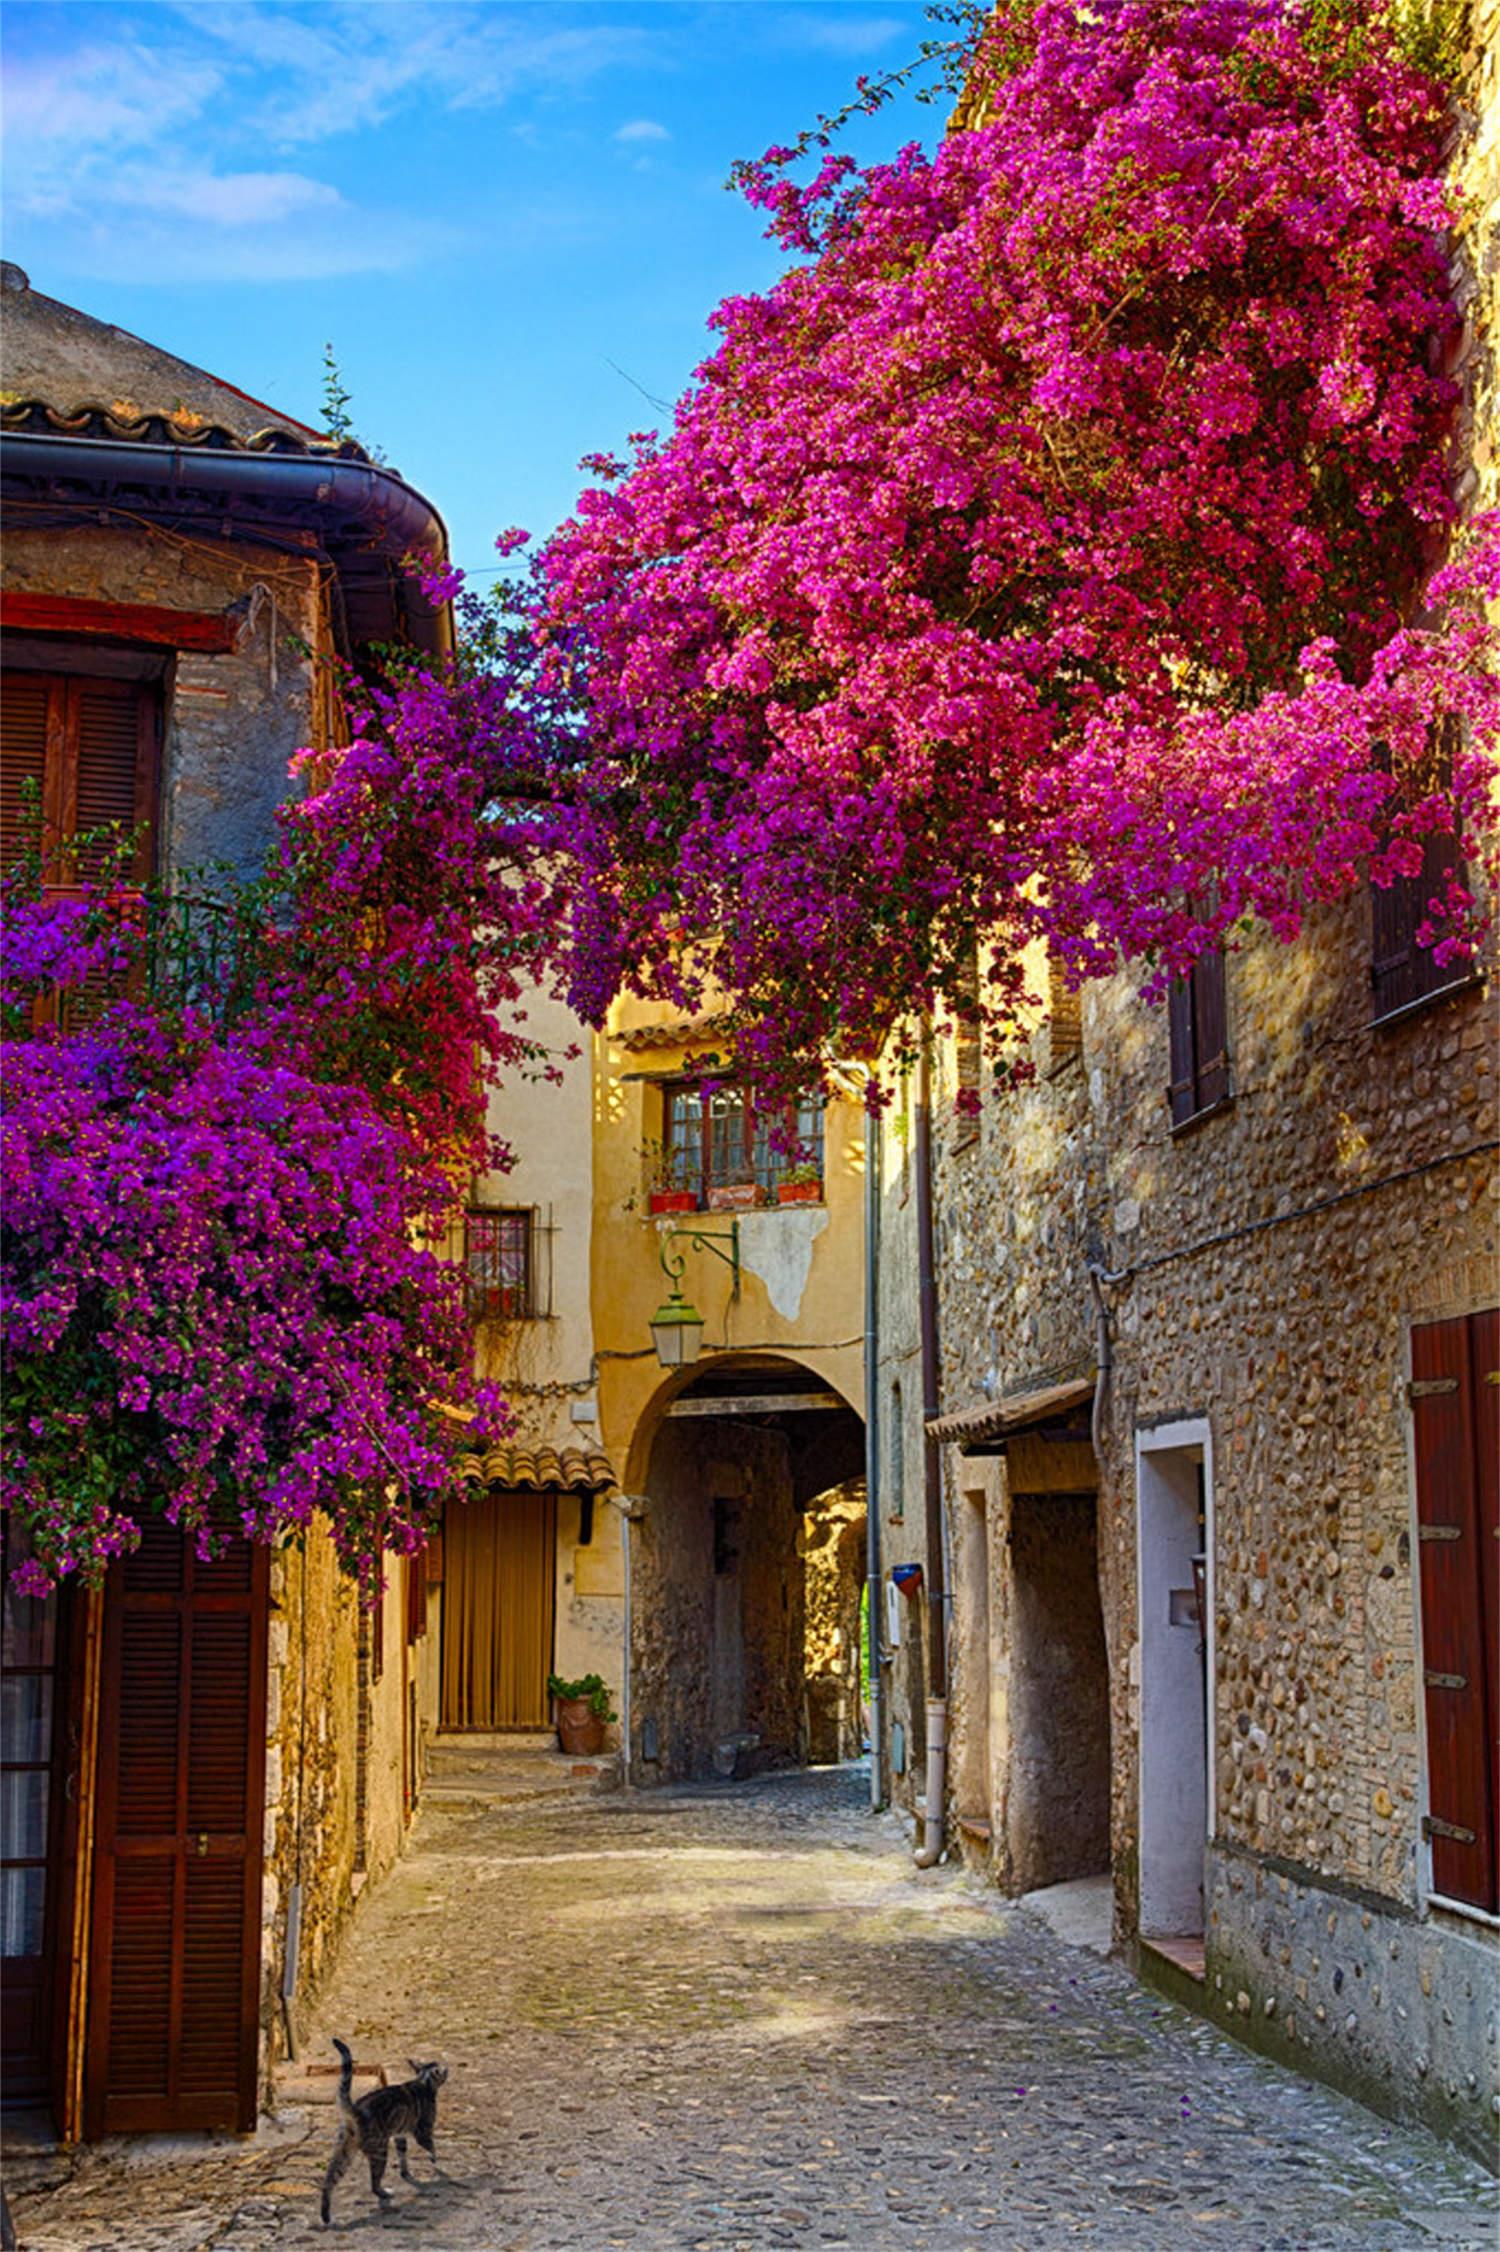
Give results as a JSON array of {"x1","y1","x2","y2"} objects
[{"x1": 1135, "y1": 1417, "x2": 1216, "y2": 1936}]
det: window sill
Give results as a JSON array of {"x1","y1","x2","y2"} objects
[
  {"x1": 1371, "y1": 970, "x2": 1484, "y2": 1033},
  {"x1": 1169, "y1": 1092, "x2": 1235, "y2": 1140}
]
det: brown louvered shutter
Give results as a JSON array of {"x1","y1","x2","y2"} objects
[
  {"x1": 71, "y1": 679, "x2": 157, "y2": 885},
  {"x1": 1372, "y1": 724, "x2": 1466, "y2": 1022},
  {"x1": 87, "y1": 1523, "x2": 267, "y2": 2135},
  {"x1": 0, "y1": 673, "x2": 56, "y2": 868},
  {"x1": 1411, "y1": 1314, "x2": 1498, "y2": 1913},
  {"x1": 1167, "y1": 973, "x2": 1196, "y2": 1126},
  {"x1": 1192, "y1": 949, "x2": 1229, "y2": 1111}
]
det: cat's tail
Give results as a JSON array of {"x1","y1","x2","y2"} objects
[{"x1": 332, "y1": 2036, "x2": 355, "y2": 2124}]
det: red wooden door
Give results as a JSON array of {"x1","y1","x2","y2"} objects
[
  {"x1": 1411, "y1": 1312, "x2": 1498, "y2": 1913},
  {"x1": 86, "y1": 1522, "x2": 268, "y2": 2135}
]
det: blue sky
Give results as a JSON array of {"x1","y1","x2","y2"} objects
[{"x1": 3, "y1": 1, "x2": 945, "y2": 578}]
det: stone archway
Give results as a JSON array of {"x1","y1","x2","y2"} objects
[{"x1": 628, "y1": 1358, "x2": 864, "y2": 1783}]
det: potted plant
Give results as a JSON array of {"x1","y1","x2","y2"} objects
[
  {"x1": 638, "y1": 1138, "x2": 698, "y2": 1215},
  {"x1": 707, "y1": 1178, "x2": 763, "y2": 1210},
  {"x1": 547, "y1": 1672, "x2": 616, "y2": 1756},
  {"x1": 775, "y1": 1160, "x2": 822, "y2": 1205}
]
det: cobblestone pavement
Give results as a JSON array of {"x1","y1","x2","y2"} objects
[{"x1": 11, "y1": 1768, "x2": 1497, "y2": 2252}]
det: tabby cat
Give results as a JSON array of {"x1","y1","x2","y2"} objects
[{"x1": 321, "y1": 2036, "x2": 448, "y2": 2224}]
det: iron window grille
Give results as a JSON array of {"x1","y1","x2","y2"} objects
[{"x1": 464, "y1": 1207, "x2": 552, "y2": 1321}]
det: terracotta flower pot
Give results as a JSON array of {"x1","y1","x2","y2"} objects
[
  {"x1": 555, "y1": 1697, "x2": 605, "y2": 1756},
  {"x1": 707, "y1": 1182, "x2": 762, "y2": 1210},
  {"x1": 648, "y1": 1189, "x2": 698, "y2": 1214},
  {"x1": 776, "y1": 1181, "x2": 821, "y2": 1204}
]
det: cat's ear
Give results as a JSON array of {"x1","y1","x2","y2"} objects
[{"x1": 409, "y1": 2060, "x2": 422, "y2": 2077}]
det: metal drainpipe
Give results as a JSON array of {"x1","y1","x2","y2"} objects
[
  {"x1": 863, "y1": 1101, "x2": 885, "y2": 1812},
  {"x1": 913, "y1": 1041, "x2": 948, "y2": 1868},
  {"x1": 1087, "y1": 1263, "x2": 1129, "y2": 1458}
]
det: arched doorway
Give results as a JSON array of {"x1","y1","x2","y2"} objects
[{"x1": 628, "y1": 1357, "x2": 864, "y2": 1783}]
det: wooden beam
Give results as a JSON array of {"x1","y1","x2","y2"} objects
[
  {"x1": 664, "y1": 1391, "x2": 844, "y2": 1418},
  {"x1": 0, "y1": 591, "x2": 239, "y2": 652}
]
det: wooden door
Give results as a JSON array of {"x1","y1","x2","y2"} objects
[
  {"x1": 0, "y1": 1559, "x2": 64, "y2": 2101},
  {"x1": 442, "y1": 1492, "x2": 556, "y2": 1729},
  {"x1": 1412, "y1": 1311, "x2": 1499, "y2": 1914},
  {"x1": 86, "y1": 1522, "x2": 268, "y2": 2136}
]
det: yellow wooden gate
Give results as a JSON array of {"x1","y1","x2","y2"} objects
[{"x1": 441, "y1": 1491, "x2": 556, "y2": 1729}]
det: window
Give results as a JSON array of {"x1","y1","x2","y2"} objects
[
  {"x1": 1372, "y1": 728, "x2": 1473, "y2": 1023},
  {"x1": 889, "y1": 1379, "x2": 905, "y2": 1524},
  {"x1": 1, "y1": 669, "x2": 159, "y2": 886},
  {"x1": 465, "y1": 1208, "x2": 535, "y2": 1320},
  {"x1": 660, "y1": 1082, "x2": 824, "y2": 1205},
  {"x1": 1167, "y1": 948, "x2": 1229, "y2": 1128},
  {"x1": 1043, "y1": 952, "x2": 1083, "y2": 1074},
  {"x1": 1411, "y1": 1309, "x2": 1498, "y2": 1917},
  {"x1": 1, "y1": 666, "x2": 161, "y2": 1028}
]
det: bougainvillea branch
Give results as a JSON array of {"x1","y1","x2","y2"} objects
[
  {"x1": 1, "y1": 643, "x2": 566, "y2": 1593},
  {"x1": 535, "y1": 0, "x2": 1495, "y2": 1094}
]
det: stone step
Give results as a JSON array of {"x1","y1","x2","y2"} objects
[
  {"x1": 421, "y1": 1747, "x2": 622, "y2": 1808},
  {"x1": 430, "y1": 1730, "x2": 556, "y2": 1756}
]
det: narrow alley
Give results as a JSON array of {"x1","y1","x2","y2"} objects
[{"x1": 9, "y1": 1769, "x2": 1494, "y2": 2252}]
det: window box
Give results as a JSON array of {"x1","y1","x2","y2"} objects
[
  {"x1": 776, "y1": 1180, "x2": 822, "y2": 1205},
  {"x1": 648, "y1": 1188, "x2": 698, "y2": 1215},
  {"x1": 707, "y1": 1181, "x2": 763, "y2": 1211}
]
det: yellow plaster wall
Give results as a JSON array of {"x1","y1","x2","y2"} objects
[{"x1": 591, "y1": 1006, "x2": 868, "y2": 1495}]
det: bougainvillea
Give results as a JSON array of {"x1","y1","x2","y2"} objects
[
  {"x1": 1, "y1": 650, "x2": 564, "y2": 1593},
  {"x1": 534, "y1": 0, "x2": 1497, "y2": 1091}
]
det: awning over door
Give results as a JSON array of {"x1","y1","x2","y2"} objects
[
  {"x1": 927, "y1": 1374, "x2": 1095, "y2": 1457},
  {"x1": 457, "y1": 1443, "x2": 617, "y2": 1494}
]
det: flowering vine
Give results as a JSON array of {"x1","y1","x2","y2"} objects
[
  {"x1": 1, "y1": 643, "x2": 564, "y2": 1594},
  {"x1": 534, "y1": 0, "x2": 1496, "y2": 1093}
]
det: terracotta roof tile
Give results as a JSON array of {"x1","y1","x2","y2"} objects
[
  {"x1": 0, "y1": 395, "x2": 373, "y2": 464},
  {"x1": 457, "y1": 1444, "x2": 617, "y2": 1494}
]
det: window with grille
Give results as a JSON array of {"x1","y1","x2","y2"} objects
[
  {"x1": 465, "y1": 1209, "x2": 536, "y2": 1320},
  {"x1": 660, "y1": 1083, "x2": 824, "y2": 1204}
]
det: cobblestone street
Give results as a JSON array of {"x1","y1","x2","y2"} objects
[{"x1": 10, "y1": 1768, "x2": 1496, "y2": 2252}]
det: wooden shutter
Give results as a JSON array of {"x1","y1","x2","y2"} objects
[
  {"x1": 1167, "y1": 974, "x2": 1197, "y2": 1126},
  {"x1": 0, "y1": 673, "x2": 53, "y2": 868},
  {"x1": 87, "y1": 1522, "x2": 267, "y2": 2135},
  {"x1": 1412, "y1": 1314, "x2": 1498, "y2": 1913},
  {"x1": 1372, "y1": 725, "x2": 1467, "y2": 1022},
  {"x1": 1191, "y1": 949, "x2": 1229, "y2": 1111},
  {"x1": 71, "y1": 681, "x2": 157, "y2": 885},
  {"x1": 0, "y1": 673, "x2": 158, "y2": 885},
  {"x1": 1169, "y1": 951, "x2": 1228, "y2": 1124}
]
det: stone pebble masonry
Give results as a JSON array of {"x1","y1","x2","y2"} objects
[{"x1": 10, "y1": 1769, "x2": 1496, "y2": 2252}]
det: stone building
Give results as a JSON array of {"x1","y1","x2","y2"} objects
[
  {"x1": 0, "y1": 267, "x2": 449, "y2": 2140},
  {"x1": 871, "y1": 20, "x2": 1499, "y2": 2166}
]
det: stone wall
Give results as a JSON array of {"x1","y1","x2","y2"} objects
[
  {"x1": 1, "y1": 524, "x2": 330, "y2": 882},
  {"x1": 259, "y1": 1531, "x2": 411, "y2": 2093},
  {"x1": 630, "y1": 1418, "x2": 805, "y2": 1782},
  {"x1": 801, "y1": 1483, "x2": 866, "y2": 1762}
]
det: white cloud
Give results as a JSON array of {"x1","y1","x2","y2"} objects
[
  {"x1": 615, "y1": 118, "x2": 671, "y2": 144},
  {"x1": 104, "y1": 168, "x2": 345, "y2": 230},
  {"x1": 0, "y1": 3, "x2": 653, "y2": 282}
]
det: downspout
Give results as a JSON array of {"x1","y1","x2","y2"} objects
[
  {"x1": 864, "y1": 1101, "x2": 885, "y2": 1812},
  {"x1": 1087, "y1": 1263, "x2": 1128, "y2": 1459},
  {"x1": 913, "y1": 1040, "x2": 948, "y2": 1868}
]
